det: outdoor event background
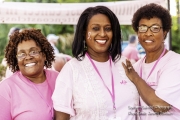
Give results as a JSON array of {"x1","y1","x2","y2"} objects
[{"x1": 0, "y1": 0, "x2": 179, "y2": 78}]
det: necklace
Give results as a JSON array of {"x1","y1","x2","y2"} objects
[
  {"x1": 86, "y1": 53, "x2": 116, "y2": 118},
  {"x1": 140, "y1": 48, "x2": 166, "y2": 80},
  {"x1": 20, "y1": 72, "x2": 54, "y2": 119}
]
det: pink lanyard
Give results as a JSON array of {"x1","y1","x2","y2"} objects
[
  {"x1": 140, "y1": 48, "x2": 166, "y2": 80},
  {"x1": 27, "y1": 78, "x2": 54, "y2": 119},
  {"x1": 86, "y1": 53, "x2": 116, "y2": 116}
]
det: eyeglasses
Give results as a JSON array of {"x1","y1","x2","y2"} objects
[
  {"x1": 16, "y1": 50, "x2": 42, "y2": 60},
  {"x1": 138, "y1": 25, "x2": 162, "y2": 33}
]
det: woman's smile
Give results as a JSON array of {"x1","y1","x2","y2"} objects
[{"x1": 96, "y1": 39, "x2": 107, "y2": 44}]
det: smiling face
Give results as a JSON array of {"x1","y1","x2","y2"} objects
[
  {"x1": 85, "y1": 13, "x2": 113, "y2": 57},
  {"x1": 17, "y1": 40, "x2": 46, "y2": 78},
  {"x1": 137, "y1": 17, "x2": 167, "y2": 54}
]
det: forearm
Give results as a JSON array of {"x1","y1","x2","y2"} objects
[
  {"x1": 54, "y1": 111, "x2": 70, "y2": 120},
  {"x1": 133, "y1": 77, "x2": 171, "y2": 113}
]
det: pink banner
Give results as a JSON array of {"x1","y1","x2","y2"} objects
[{"x1": 0, "y1": 0, "x2": 166, "y2": 25}]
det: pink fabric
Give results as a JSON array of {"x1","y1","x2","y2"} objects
[
  {"x1": 122, "y1": 45, "x2": 139, "y2": 61},
  {"x1": 0, "y1": 69, "x2": 59, "y2": 120},
  {"x1": 52, "y1": 55, "x2": 139, "y2": 120},
  {"x1": 134, "y1": 51, "x2": 180, "y2": 120}
]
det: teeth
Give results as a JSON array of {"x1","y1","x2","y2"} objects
[
  {"x1": 96, "y1": 40, "x2": 106, "y2": 44},
  {"x1": 25, "y1": 63, "x2": 36, "y2": 67},
  {"x1": 145, "y1": 40, "x2": 153, "y2": 43}
]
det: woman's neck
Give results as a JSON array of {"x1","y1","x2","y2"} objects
[
  {"x1": 86, "y1": 52, "x2": 109, "y2": 62},
  {"x1": 145, "y1": 48, "x2": 167, "y2": 63},
  {"x1": 26, "y1": 71, "x2": 46, "y2": 84}
]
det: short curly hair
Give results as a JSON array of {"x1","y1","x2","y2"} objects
[
  {"x1": 5, "y1": 28, "x2": 55, "y2": 72},
  {"x1": 132, "y1": 3, "x2": 172, "y2": 33}
]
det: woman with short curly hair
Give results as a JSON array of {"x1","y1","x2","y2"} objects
[
  {"x1": 0, "y1": 28, "x2": 59, "y2": 120},
  {"x1": 5, "y1": 29, "x2": 55, "y2": 72},
  {"x1": 122, "y1": 3, "x2": 180, "y2": 120}
]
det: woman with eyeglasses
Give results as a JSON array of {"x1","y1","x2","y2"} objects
[
  {"x1": 122, "y1": 3, "x2": 180, "y2": 120},
  {"x1": 0, "y1": 29, "x2": 59, "y2": 120}
]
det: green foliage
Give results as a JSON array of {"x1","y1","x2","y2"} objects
[
  {"x1": 0, "y1": 24, "x2": 74, "y2": 56},
  {"x1": 0, "y1": 55, "x2": 6, "y2": 81},
  {"x1": 121, "y1": 25, "x2": 135, "y2": 41},
  {"x1": 0, "y1": 65, "x2": 6, "y2": 81},
  {"x1": 171, "y1": 16, "x2": 180, "y2": 53},
  {"x1": 0, "y1": 25, "x2": 9, "y2": 56},
  {"x1": 0, "y1": 55, "x2": 4, "y2": 64},
  {"x1": 56, "y1": 33, "x2": 74, "y2": 55}
]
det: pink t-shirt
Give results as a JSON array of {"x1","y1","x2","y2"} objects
[
  {"x1": 134, "y1": 51, "x2": 180, "y2": 120},
  {"x1": 52, "y1": 55, "x2": 139, "y2": 120},
  {"x1": 0, "y1": 69, "x2": 59, "y2": 120},
  {"x1": 122, "y1": 45, "x2": 139, "y2": 62}
]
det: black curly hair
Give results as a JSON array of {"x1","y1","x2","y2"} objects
[
  {"x1": 5, "y1": 28, "x2": 55, "y2": 72},
  {"x1": 132, "y1": 3, "x2": 172, "y2": 33}
]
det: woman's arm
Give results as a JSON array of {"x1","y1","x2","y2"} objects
[
  {"x1": 54, "y1": 111, "x2": 70, "y2": 120},
  {"x1": 132, "y1": 75, "x2": 171, "y2": 113},
  {"x1": 0, "y1": 95, "x2": 12, "y2": 120},
  {"x1": 122, "y1": 59, "x2": 171, "y2": 113}
]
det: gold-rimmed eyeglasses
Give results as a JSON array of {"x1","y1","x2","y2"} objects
[
  {"x1": 138, "y1": 25, "x2": 162, "y2": 33},
  {"x1": 16, "y1": 50, "x2": 42, "y2": 61}
]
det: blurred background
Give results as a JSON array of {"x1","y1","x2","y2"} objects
[{"x1": 0, "y1": 0, "x2": 180, "y2": 79}]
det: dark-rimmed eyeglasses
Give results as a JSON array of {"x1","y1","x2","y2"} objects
[
  {"x1": 138, "y1": 25, "x2": 162, "y2": 33},
  {"x1": 16, "y1": 50, "x2": 42, "y2": 61}
]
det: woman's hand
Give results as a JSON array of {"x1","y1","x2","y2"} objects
[
  {"x1": 122, "y1": 59, "x2": 172, "y2": 113},
  {"x1": 122, "y1": 59, "x2": 140, "y2": 84}
]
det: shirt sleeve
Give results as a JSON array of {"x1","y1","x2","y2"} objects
[
  {"x1": 52, "y1": 62, "x2": 75, "y2": 116},
  {"x1": 155, "y1": 63, "x2": 180, "y2": 110},
  {"x1": 0, "y1": 81, "x2": 12, "y2": 120}
]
